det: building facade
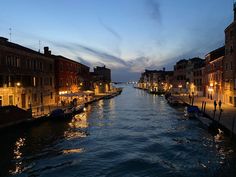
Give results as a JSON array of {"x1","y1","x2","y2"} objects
[
  {"x1": 205, "y1": 47, "x2": 224, "y2": 101},
  {"x1": 224, "y1": 4, "x2": 236, "y2": 106},
  {"x1": 173, "y1": 59, "x2": 188, "y2": 94},
  {"x1": 42, "y1": 47, "x2": 91, "y2": 104},
  {"x1": 92, "y1": 66, "x2": 112, "y2": 94},
  {"x1": 137, "y1": 69, "x2": 174, "y2": 93},
  {"x1": 0, "y1": 37, "x2": 55, "y2": 109}
]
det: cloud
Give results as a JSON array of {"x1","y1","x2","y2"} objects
[
  {"x1": 50, "y1": 41, "x2": 128, "y2": 68},
  {"x1": 99, "y1": 19, "x2": 122, "y2": 41},
  {"x1": 146, "y1": 0, "x2": 161, "y2": 24}
]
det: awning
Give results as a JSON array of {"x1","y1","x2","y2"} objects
[
  {"x1": 83, "y1": 90, "x2": 95, "y2": 95},
  {"x1": 60, "y1": 92, "x2": 85, "y2": 97}
]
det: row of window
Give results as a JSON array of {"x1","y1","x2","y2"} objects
[
  {"x1": 194, "y1": 79, "x2": 202, "y2": 86},
  {"x1": 225, "y1": 62, "x2": 233, "y2": 70},
  {"x1": 0, "y1": 93, "x2": 54, "y2": 107},
  {"x1": 0, "y1": 75, "x2": 53, "y2": 87},
  {"x1": 193, "y1": 70, "x2": 202, "y2": 77},
  {"x1": 59, "y1": 77, "x2": 79, "y2": 87},
  {"x1": 58, "y1": 62, "x2": 86, "y2": 73},
  {"x1": 2, "y1": 55, "x2": 53, "y2": 72}
]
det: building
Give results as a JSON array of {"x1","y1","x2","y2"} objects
[
  {"x1": 138, "y1": 69, "x2": 174, "y2": 92},
  {"x1": 173, "y1": 58, "x2": 204, "y2": 95},
  {"x1": 92, "y1": 66, "x2": 112, "y2": 94},
  {"x1": 0, "y1": 37, "x2": 55, "y2": 109},
  {"x1": 173, "y1": 59, "x2": 188, "y2": 94},
  {"x1": 193, "y1": 60, "x2": 205, "y2": 96},
  {"x1": 205, "y1": 47, "x2": 224, "y2": 101},
  {"x1": 224, "y1": 3, "x2": 236, "y2": 106},
  {"x1": 187, "y1": 58, "x2": 205, "y2": 96},
  {"x1": 43, "y1": 47, "x2": 91, "y2": 104}
]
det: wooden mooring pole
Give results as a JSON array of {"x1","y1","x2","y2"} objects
[
  {"x1": 203, "y1": 101, "x2": 206, "y2": 113},
  {"x1": 201, "y1": 101, "x2": 204, "y2": 112},
  {"x1": 213, "y1": 109, "x2": 216, "y2": 121},
  {"x1": 231, "y1": 117, "x2": 236, "y2": 140},
  {"x1": 218, "y1": 109, "x2": 223, "y2": 123}
]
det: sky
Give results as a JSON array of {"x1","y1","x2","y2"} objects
[{"x1": 0, "y1": 0, "x2": 234, "y2": 81}]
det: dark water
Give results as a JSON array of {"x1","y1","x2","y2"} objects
[{"x1": 1, "y1": 85, "x2": 236, "y2": 177}]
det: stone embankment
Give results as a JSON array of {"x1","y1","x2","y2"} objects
[{"x1": 0, "y1": 89, "x2": 123, "y2": 130}]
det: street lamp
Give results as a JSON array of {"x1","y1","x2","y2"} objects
[{"x1": 16, "y1": 82, "x2": 21, "y2": 87}]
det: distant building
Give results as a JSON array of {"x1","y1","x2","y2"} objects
[
  {"x1": 193, "y1": 60, "x2": 205, "y2": 96},
  {"x1": 224, "y1": 4, "x2": 236, "y2": 106},
  {"x1": 92, "y1": 66, "x2": 111, "y2": 94},
  {"x1": 188, "y1": 58, "x2": 205, "y2": 96},
  {"x1": 173, "y1": 59, "x2": 188, "y2": 93},
  {"x1": 138, "y1": 69, "x2": 174, "y2": 92},
  {"x1": 173, "y1": 58, "x2": 204, "y2": 95},
  {"x1": 94, "y1": 65, "x2": 111, "y2": 82},
  {"x1": 205, "y1": 46, "x2": 224, "y2": 101},
  {"x1": 0, "y1": 37, "x2": 55, "y2": 109}
]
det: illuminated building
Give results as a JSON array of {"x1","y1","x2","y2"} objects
[
  {"x1": 91, "y1": 66, "x2": 111, "y2": 94},
  {"x1": 137, "y1": 69, "x2": 174, "y2": 92},
  {"x1": 224, "y1": 3, "x2": 236, "y2": 106},
  {"x1": 205, "y1": 46, "x2": 224, "y2": 101},
  {"x1": 51, "y1": 52, "x2": 90, "y2": 104},
  {"x1": 0, "y1": 37, "x2": 55, "y2": 109}
]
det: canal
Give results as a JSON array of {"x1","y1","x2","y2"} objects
[{"x1": 0, "y1": 85, "x2": 236, "y2": 177}]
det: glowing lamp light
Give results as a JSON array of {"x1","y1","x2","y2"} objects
[
  {"x1": 16, "y1": 82, "x2": 21, "y2": 87},
  {"x1": 178, "y1": 84, "x2": 182, "y2": 88},
  {"x1": 208, "y1": 88, "x2": 213, "y2": 92}
]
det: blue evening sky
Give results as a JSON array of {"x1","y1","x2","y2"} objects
[{"x1": 0, "y1": 0, "x2": 233, "y2": 81}]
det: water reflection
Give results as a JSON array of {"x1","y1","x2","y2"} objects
[
  {"x1": 9, "y1": 137, "x2": 26, "y2": 175},
  {"x1": 1, "y1": 85, "x2": 236, "y2": 177},
  {"x1": 63, "y1": 148, "x2": 84, "y2": 154}
]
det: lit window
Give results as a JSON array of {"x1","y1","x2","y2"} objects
[
  {"x1": 0, "y1": 96, "x2": 2, "y2": 106},
  {"x1": 33, "y1": 77, "x2": 36, "y2": 86}
]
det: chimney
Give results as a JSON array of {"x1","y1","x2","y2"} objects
[{"x1": 44, "y1": 46, "x2": 51, "y2": 55}]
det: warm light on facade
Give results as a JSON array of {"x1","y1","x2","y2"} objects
[
  {"x1": 178, "y1": 84, "x2": 182, "y2": 88},
  {"x1": 208, "y1": 88, "x2": 213, "y2": 92},
  {"x1": 59, "y1": 91, "x2": 68, "y2": 95}
]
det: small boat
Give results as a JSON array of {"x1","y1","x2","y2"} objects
[
  {"x1": 49, "y1": 104, "x2": 85, "y2": 120},
  {"x1": 49, "y1": 108, "x2": 66, "y2": 119},
  {"x1": 184, "y1": 106, "x2": 200, "y2": 118},
  {"x1": 73, "y1": 104, "x2": 85, "y2": 114}
]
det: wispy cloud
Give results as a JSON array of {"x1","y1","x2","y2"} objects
[
  {"x1": 49, "y1": 40, "x2": 167, "y2": 73},
  {"x1": 145, "y1": 0, "x2": 161, "y2": 24},
  {"x1": 99, "y1": 19, "x2": 122, "y2": 41}
]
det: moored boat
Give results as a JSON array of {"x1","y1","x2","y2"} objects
[{"x1": 184, "y1": 105, "x2": 200, "y2": 118}]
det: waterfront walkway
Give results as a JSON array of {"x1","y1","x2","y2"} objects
[{"x1": 177, "y1": 95, "x2": 236, "y2": 135}]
